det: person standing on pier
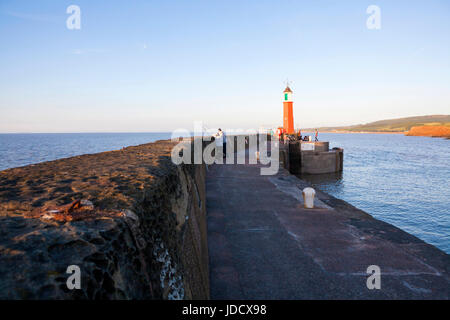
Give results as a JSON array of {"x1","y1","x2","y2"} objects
[
  {"x1": 276, "y1": 127, "x2": 282, "y2": 141},
  {"x1": 215, "y1": 128, "x2": 227, "y2": 158},
  {"x1": 315, "y1": 129, "x2": 319, "y2": 141}
]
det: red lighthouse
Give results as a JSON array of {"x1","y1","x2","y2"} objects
[{"x1": 283, "y1": 85, "x2": 294, "y2": 134}]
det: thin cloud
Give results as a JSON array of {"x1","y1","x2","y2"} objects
[
  {"x1": 71, "y1": 49, "x2": 106, "y2": 55},
  {"x1": 4, "y1": 11, "x2": 61, "y2": 23}
]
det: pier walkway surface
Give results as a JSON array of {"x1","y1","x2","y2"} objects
[{"x1": 206, "y1": 149, "x2": 449, "y2": 299}]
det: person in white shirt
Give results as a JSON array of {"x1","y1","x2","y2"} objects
[{"x1": 214, "y1": 128, "x2": 227, "y2": 158}]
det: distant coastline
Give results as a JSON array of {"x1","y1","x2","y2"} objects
[
  {"x1": 305, "y1": 114, "x2": 450, "y2": 138},
  {"x1": 309, "y1": 130, "x2": 449, "y2": 138}
]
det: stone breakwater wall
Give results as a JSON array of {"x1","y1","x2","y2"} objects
[
  {"x1": 278, "y1": 141, "x2": 343, "y2": 175},
  {"x1": 0, "y1": 140, "x2": 209, "y2": 299}
]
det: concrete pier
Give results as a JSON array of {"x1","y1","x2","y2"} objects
[
  {"x1": 206, "y1": 148, "x2": 449, "y2": 299},
  {"x1": 281, "y1": 140, "x2": 344, "y2": 175}
]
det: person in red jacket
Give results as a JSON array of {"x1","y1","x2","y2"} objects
[{"x1": 277, "y1": 127, "x2": 283, "y2": 141}]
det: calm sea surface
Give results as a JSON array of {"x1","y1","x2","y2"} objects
[
  {"x1": 0, "y1": 133, "x2": 172, "y2": 171},
  {"x1": 0, "y1": 132, "x2": 449, "y2": 253},
  {"x1": 300, "y1": 133, "x2": 449, "y2": 253}
]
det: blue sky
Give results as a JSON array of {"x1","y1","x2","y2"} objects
[{"x1": 0, "y1": 0, "x2": 449, "y2": 132}]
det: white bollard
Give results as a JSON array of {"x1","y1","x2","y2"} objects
[{"x1": 302, "y1": 187, "x2": 316, "y2": 209}]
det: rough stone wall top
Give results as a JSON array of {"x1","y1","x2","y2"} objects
[{"x1": 0, "y1": 140, "x2": 177, "y2": 214}]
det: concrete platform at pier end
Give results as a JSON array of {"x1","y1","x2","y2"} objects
[{"x1": 206, "y1": 152, "x2": 450, "y2": 299}]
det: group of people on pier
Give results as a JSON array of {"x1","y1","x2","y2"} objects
[
  {"x1": 211, "y1": 126, "x2": 318, "y2": 161},
  {"x1": 271, "y1": 128, "x2": 319, "y2": 142}
]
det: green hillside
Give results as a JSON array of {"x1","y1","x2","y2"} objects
[{"x1": 311, "y1": 115, "x2": 450, "y2": 132}]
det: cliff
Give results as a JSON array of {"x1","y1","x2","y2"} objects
[{"x1": 406, "y1": 125, "x2": 450, "y2": 138}]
